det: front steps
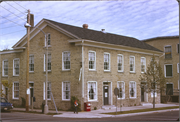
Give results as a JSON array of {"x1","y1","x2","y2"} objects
[{"x1": 141, "y1": 102, "x2": 153, "y2": 106}]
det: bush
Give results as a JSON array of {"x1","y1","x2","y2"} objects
[
  {"x1": 21, "y1": 97, "x2": 26, "y2": 107},
  {"x1": 70, "y1": 96, "x2": 81, "y2": 111},
  {"x1": 94, "y1": 107, "x2": 97, "y2": 110}
]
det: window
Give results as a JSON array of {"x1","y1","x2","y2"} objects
[
  {"x1": 117, "y1": 81, "x2": 125, "y2": 99},
  {"x1": 166, "y1": 83, "x2": 173, "y2": 95},
  {"x1": 177, "y1": 63, "x2": 179, "y2": 73},
  {"x1": 47, "y1": 33, "x2": 51, "y2": 45},
  {"x1": 89, "y1": 51, "x2": 96, "y2": 70},
  {"x1": 104, "y1": 53, "x2": 110, "y2": 71},
  {"x1": 13, "y1": 58, "x2": 19, "y2": 76},
  {"x1": 62, "y1": 51, "x2": 70, "y2": 70},
  {"x1": 130, "y1": 56, "x2": 135, "y2": 72},
  {"x1": 88, "y1": 81, "x2": 97, "y2": 101},
  {"x1": 62, "y1": 82, "x2": 70, "y2": 100},
  {"x1": 29, "y1": 55, "x2": 34, "y2": 72},
  {"x1": 43, "y1": 82, "x2": 51, "y2": 100},
  {"x1": 165, "y1": 46, "x2": 172, "y2": 59},
  {"x1": 165, "y1": 64, "x2": 173, "y2": 77},
  {"x1": 117, "y1": 54, "x2": 123, "y2": 72},
  {"x1": 44, "y1": 54, "x2": 51, "y2": 71},
  {"x1": 177, "y1": 44, "x2": 179, "y2": 53},
  {"x1": 13, "y1": 82, "x2": 19, "y2": 99},
  {"x1": 141, "y1": 57, "x2": 146, "y2": 73},
  {"x1": 2, "y1": 60, "x2": 8, "y2": 76},
  {"x1": 129, "y1": 81, "x2": 136, "y2": 98}
]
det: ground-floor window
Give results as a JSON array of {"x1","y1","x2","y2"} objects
[
  {"x1": 117, "y1": 81, "x2": 125, "y2": 99},
  {"x1": 129, "y1": 81, "x2": 136, "y2": 98},
  {"x1": 13, "y1": 82, "x2": 19, "y2": 99},
  {"x1": 43, "y1": 82, "x2": 51, "y2": 100},
  {"x1": 88, "y1": 81, "x2": 97, "y2": 101},
  {"x1": 62, "y1": 81, "x2": 70, "y2": 100}
]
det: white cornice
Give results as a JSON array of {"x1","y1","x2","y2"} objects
[{"x1": 0, "y1": 50, "x2": 24, "y2": 54}]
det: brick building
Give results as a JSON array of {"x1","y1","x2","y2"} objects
[
  {"x1": 143, "y1": 36, "x2": 179, "y2": 102},
  {"x1": 0, "y1": 19, "x2": 163, "y2": 110}
]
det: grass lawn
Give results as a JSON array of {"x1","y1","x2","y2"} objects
[{"x1": 101, "y1": 106, "x2": 179, "y2": 115}]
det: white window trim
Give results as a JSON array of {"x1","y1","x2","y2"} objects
[
  {"x1": 12, "y1": 82, "x2": 19, "y2": 99},
  {"x1": 62, "y1": 51, "x2": 71, "y2": 71},
  {"x1": 117, "y1": 81, "x2": 125, "y2": 99},
  {"x1": 129, "y1": 56, "x2": 135, "y2": 73},
  {"x1": 13, "y1": 58, "x2": 20, "y2": 76},
  {"x1": 164, "y1": 64, "x2": 173, "y2": 77},
  {"x1": 88, "y1": 50, "x2": 96, "y2": 71},
  {"x1": 62, "y1": 81, "x2": 71, "y2": 101},
  {"x1": 178, "y1": 80, "x2": 179, "y2": 90},
  {"x1": 29, "y1": 54, "x2": 34, "y2": 72},
  {"x1": 44, "y1": 54, "x2": 51, "y2": 72},
  {"x1": 2, "y1": 59, "x2": 8, "y2": 76},
  {"x1": 104, "y1": 52, "x2": 110, "y2": 72},
  {"x1": 88, "y1": 81, "x2": 98, "y2": 101},
  {"x1": 177, "y1": 63, "x2": 179, "y2": 73},
  {"x1": 129, "y1": 81, "x2": 136, "y2": 99},
  {"x1": 117, "y1": 54, "x2": 124, "y2": 72},
  {"x1": 43, "y1": 82, "x2": 51, "y2": 100},
  {"x1": 141, "y1": 57, "x2": 146, "y2": 73}
]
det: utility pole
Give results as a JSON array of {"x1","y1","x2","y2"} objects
[{"x1": 26, "y1": 9, "x2": 30, "y2": 112}]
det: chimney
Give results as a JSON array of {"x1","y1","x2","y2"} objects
[
  {"x1": 83, "y1": 24, "x2": 88, "y2": 29},
  {"x1": 101, "y1": 29, "x2": 106, "y2": 33},
  {"x1": 27, "y1": 14, "x2": 34, "y2": 31}
]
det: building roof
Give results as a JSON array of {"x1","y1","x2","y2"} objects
[
  {"x1": 142, "y1": 35, "x2": 179, "y2": 42},
  {"x1": 44, "y1": 19, "x2": 162, "y2": 52}
]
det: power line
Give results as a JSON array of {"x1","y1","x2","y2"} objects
[
  {"x1": 0, "y1": 5, "x2": 27, "y2": 21},
  {"x1": 0, "y1": 29, "x2": 25, "y2": 36},
  {"x1": 5, "y1": 2, "x2": 26, "y2": 15},
  {"x1": 0, "y1": 25, "x2": 18, "y2": 29},
  {"x1": 13, "y1": 1, "x2": 28, "y2": 11},
  {"x1": 0, "y1": 15, "x2": 24, "y2": 27}
]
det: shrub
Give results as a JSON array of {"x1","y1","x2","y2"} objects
[
  {"x1": 21, "y1": 97, "x2": 26, "y2": 107},
  {"x1": 70, "y1": 96, "x2": 81, "y2": 111},
  {"x1": 94, "y1": 107, "x2": 97, "y2": 110}
]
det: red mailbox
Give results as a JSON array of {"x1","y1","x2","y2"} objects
[{"x1": 84, "y1": 102, "x2": 91, "y2": 111}]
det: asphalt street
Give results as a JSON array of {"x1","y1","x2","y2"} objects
[{"x1": 1, "y1": 110, "x2": 179, "y2": 121}]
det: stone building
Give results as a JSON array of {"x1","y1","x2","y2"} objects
[
  {"x1": 0, "y1": 19, "x2": 163, "y2": 110},
  {"x1": 143, "y1": 36, "x2": 179, "y2": 102}
]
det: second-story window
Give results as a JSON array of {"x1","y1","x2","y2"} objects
[
  {"x1": 141, "y1": 57, "x2": 146, "y2": 73},
  {"x1": 165, "y1": 64, "x2": 172, "y2": 77},
  {"x1": 117, "y1": 54, "x2": 123, "y2": 72},
  {"x1": 165, "y1": 46, "x2": 172, "y2": 59},
  {"x1": 48, "y1": 33, "x2": 50, "y2": 45},
  {"x1": 104, "y1": 53, "x2": 110, "y2": 71},
  {"x1": 2, "y1": 60, "x2": 8, "y2": 76},
  {"x1": 29, "y1": 55, "x2": 34, "y2": 72},
  {"x1": 13, "y1": 59, "x2": 19, "y2": 76},
  {"x1": 62, "y1": 51, "x2": 70, "y2": 70},
  {"x1": 130, "y1": 56, "x2": 135, "y2": 72},
  {"x1": 44, "y1": 54, "x2": 51, "y2": 71},
  {"x1": 89, "y1": 51, "x2": 96, "y2": 70}
]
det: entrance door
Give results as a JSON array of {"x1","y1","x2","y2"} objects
[
  {"x1": 29, "y1": 83, "x2": 34, "y2": 106},
  {"x1": 141, "y1": 87, "x2": 144, "y2": 102},
  {"x1": 103, "y1": 86, "x2": 109, "y2": 105},
  {"x1": 166, "y1": 84, "x2": 173, "y2": 95}
]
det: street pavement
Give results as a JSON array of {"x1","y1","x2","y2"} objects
[{"x1": 12, "y1": 103, "x2": 179, "y2": 118}]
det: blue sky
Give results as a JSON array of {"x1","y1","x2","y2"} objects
[{"x1": 0, "y1": 0, "x2": 179, "y2": 51}]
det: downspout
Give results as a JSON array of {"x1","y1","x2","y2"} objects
[{"x1": 82, "y1": 40, "x2": 84, "y2": 99}]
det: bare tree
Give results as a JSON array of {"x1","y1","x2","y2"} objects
[{"x1": 139, "y1": 55, "x2": 166, "y2": 108}]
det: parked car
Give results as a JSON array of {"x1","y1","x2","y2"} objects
[{"x1": 1, "y1": 98, "x2": 13, "y2": 111}]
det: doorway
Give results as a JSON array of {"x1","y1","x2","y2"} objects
[
  {"x1": 141, "y1": 87, "x2": 144, "y2": 102},
  {"x1": 103, "y1": 86, "x2": 109, "y2": 105},
  {"x1": 29, "y1": 83, "x2": 34, "y2": 106}
]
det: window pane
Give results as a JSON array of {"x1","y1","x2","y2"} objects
[
  {"x1": 63, "y1": 82, "x2": 70, "y2": 99},
  {"x1": 166, "y1": 65, "x2": 172, "y2": 77},
  {"x1": 104, "y1": 54, "x2": 110, "y2": 70},
  {"x1": 165, "y1": 46, "x2": 172, "y2": 58},
  {"x1": 63, "y1": 52, "x2": 70, "y2": 70}
]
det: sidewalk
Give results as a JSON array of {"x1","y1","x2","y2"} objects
[{"x1": 13, "y1": 103, "x2": 179, "y2": 118}]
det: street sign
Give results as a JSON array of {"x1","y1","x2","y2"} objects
[{"x1": 114, "y1": 88, "x2": 119, "y2": 96}]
